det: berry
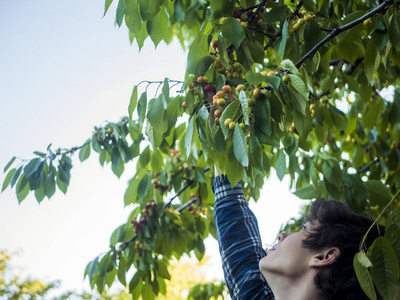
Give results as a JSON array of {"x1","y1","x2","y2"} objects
[
  {"x1": 267, "y1": 71, "x2": 276, "y2": 76},
  {"x1": 261, "y1": 71, "x2": 268, "y2": 76},
  {"x1": 239, "y1": 123, "x2": 246, "y2": 130},
  {"x1": 229, "y1": 122, "x2": 236, "y2": 130},
  {"x1": 217, "y1": 98, "x2": 227, "y2": 106},
  {"x1": 247, "y1": 98, "x2": 254, "y2": 107},
  {"x1": 222, "y1": 85, "x2": 232, "y2": 94},
  {"x1": 216, "y1": 91, "x2": 225, "y2": 98},
  {"x1": 363, "y1": 19, "x2": 371, "y2": 26},
  {"x1": 253, "y1": 88, "x2": 261, "y2": 97},
  {"x1": 236, "y1": 84, "x2": 245, "y2": 92},
  {"x1": 182, "y1": 101, "x2": 187, "y2": 109},
  {"x1": 211, "y1": 40, "x2": 218, "y2": 50},
  {"x1": 204, "y1": 84, "x2": 212, "y2": 92},
  {"x1": 282, "y1": 75, "x2": 290, "y2": 83},
  {"x1": 224, "y1": 118, "x2": 232, "y2": 127},
  {"x1": 214, "y1": 109, "x2": 222, "y2": 118}
]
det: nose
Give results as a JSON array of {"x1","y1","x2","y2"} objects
[{"x1": 278, "y1": 232, "x2": 289, "y2": 243}]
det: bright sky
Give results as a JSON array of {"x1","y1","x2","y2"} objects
[{"x1": 0, "y1": 0, "x2": 306, "y2": 296}]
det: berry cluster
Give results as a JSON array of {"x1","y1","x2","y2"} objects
[
  {"x1": 151, "y1": 178, "x2": 171, "y2": 192},
  {"x1": 131, "y1": 216, "x2": 147, "y2": 234},
  {"x1": 292, "y1": 10, "x2": 316, "y2": 32}
]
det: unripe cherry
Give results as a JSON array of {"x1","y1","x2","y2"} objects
[{"x1": 224, "y1": 118, "x2": 232, "y2": 127}]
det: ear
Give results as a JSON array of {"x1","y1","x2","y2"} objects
[{"x1": 309, "y1": 247, "x2": 340, "y2": 268}]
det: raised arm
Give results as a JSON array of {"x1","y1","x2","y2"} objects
[{"x1": 213, "y1": 174, "x2": 274, "y2": 300}]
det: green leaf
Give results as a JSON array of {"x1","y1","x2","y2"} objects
[
  {"x1": 244, "y1": 72, "x2": 265, "y2": 86},
  {"x1": 125, "y1": 0, "x2": 142, "y2": 35},
  {"x1": 368, "y1": 237, "x2": 399, "y2": 300},
  {"x1": 137, "y1": 173, "x2": 150, "y2": 199},
  {"x1": 147, "y1": 8, "x2": 168, "y2": 47},
  {"x1": 220, "y1": 100, "x2": 241, "y2": 138},
  {"x1": 2, "y1": 168, "x2": 16, "y2": 192},
  {"x1": 186, "y1": 23, "x2": 210, "y2": 75},
  {"x1": 150, "y1": 150, "x2": 163, "y2": 173},
  {"x1": 23, "y1": 158, "x2": 42, "y2": 177},
  {"x1": 280, "y1": 59, "x2": 300, "y2": 76},
  {"x1": 33, "y1": 151, "x2": 46, "y2": 157},
  {"x1": 304, "y1": 20, "x2": 325, "y2": 53},
  {"x1": 139, "y1": 146, "x2": 150, "y2": 168},
  {"x1": 185, "y1": 115, "x2": 195, "y2": 157},
  {"x1": 277, "y1": 20, "x2": 288, "y2": 58},
  {"x1": 238, "y1": 91, "x2": 249, "y2": 126},
  {"x1": 321, "y1": 159, "x2": 342, "y2": 188},
  {"x1": 4, "y1": 156, "x2": 16, "y2": 173},
  {"x1": 358, "y1": 251, "x2": 373, "y2": 268},
  {"x1": 147, "y1": 95, "x2": 168, "y2": 133},
  {"x1": 265, "y1": 5, "x2": 287, "y2": 23},
  {"x1": 365, "y1": 180, "x2": 392, "y2": 206},
  {"x1": 129, "y1": 85, "x2": 138, "y2": 120},
  {"x1": 116, "y1": 0, "x2": 127, "y2": 27},
  {"x1": 137, "y1": 92, "x2": 147, "y2": 126},
  {"x1": 265, "y1": 76, "x2": 281, "y2": 91},
  {"x1": 210, "y1": 0, "x2": 234, "y2": 18},
  {"x1": 221, "y1": 18, "x2": 245, "y2": 49},
  {"x1": 104, "y1": 0, "x2": 114, "y2": 16},
  {"x1": 364, "y1": 39, "x2": 380, "y2": 82},
  {"x1": 389, "y1": 12, "x2": 400, "y2": 51},
  {"x1": 11, "y1": 166, "x2": 23, "y2": 188},
  {"x1": 79, "y1": 140, "x2": 91, "y2": 162},
  {"x1": 386, "y1": 223, "x2": 400, "y2": 269},
  {"x1": 16, "y1": 175, "x2": 30, "y2": 203},
  {"x1": 293, "y1": 183, "x2": 321, "y2": 199},
  {"x1": 288, "y1": 74, "x2": 309, "y2": 103},
  {"x1": 233, "y1": 125, "x2": 249, "y2": 167},
  {"x1": 276, "y1": 149, "x2": 286, "y2": 181},
  {"x1": 293, "y1": 110, "x2": 312, "y2": 141},
  {"x1": 117, "y1": 254, "x2": 127, "y2": 286},
  {"x1": 44, "y1": 172, "x2": 56, "y2": 198},
  {"x1": 353, "y1": 252, "x2": 377, "y2": 300},
  {"x1": 226, "y1": 146, "x2": 244, "y2": 188},
  {"x1": 142, "y1": 281, "x2": 155, "y2": 300},
  {"x1": 111, "y1": 148, "x2": 122, "y2": 177},
  {"x1": 249, "y1": 134, "x2": 263, "y2": 171},
  {"x1": 156, "y1": 259, "x2": 171, "y2": 280}
]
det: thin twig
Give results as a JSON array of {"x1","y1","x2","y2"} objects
[
  {"x1": 357, "y1": 157, "x2": 380, "y2": 175},
  {"x1": 247, "y1": 0, "x2": 266, "y2": 24},
  {"x1": 248, "y1": 25, "x2": 274, "y2": 38}
]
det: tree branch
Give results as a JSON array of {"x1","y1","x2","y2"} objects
[
  {"x1": 294, "y1": 0, "x2": 394, "y2": 69},
  {"x1": 248, "y1": 25, "x2": 274, "y2": 38},
  {"x1": 357, "y1": 157, "x2": 380, "y2": 175}
]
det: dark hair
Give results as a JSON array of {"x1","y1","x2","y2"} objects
[{"x1": 302, "y1": 199, "x2": 384, "y2": 300}]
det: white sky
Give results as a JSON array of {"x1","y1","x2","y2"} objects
[{"x1": 0, "y1": 0, "x2": 306, "y2": 296}]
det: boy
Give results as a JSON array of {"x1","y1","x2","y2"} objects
[{"x1": 213, "y1": 174, "x2": 383, "y2": 300}]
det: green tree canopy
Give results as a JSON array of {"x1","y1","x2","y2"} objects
[{"x1": 3, "y1": 0, "x2": 400, "y2": 299}]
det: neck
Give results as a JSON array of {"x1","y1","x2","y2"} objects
[{"x1": 265, "y1": 271, "x2": 326, "y2": 300}]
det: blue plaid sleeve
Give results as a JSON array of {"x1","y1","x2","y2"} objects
[{"x1": 213, "y1": 175, "x2": 274, "y2": 300}]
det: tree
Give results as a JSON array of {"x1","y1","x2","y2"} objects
[
  {"x1": 0, "y1": 249, "x2": 71, "y2": 300},
  {"x1": 2, "y1": 0, "x2": 400, "y2": 299}
]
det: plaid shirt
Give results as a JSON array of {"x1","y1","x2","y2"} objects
[{"x1": 213, "y1": 175, "x2": 275, "y2": 300}]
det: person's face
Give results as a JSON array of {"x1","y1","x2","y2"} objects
[{"x1": 259, "y1": 220, "x2": 321, "y2": 279}]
